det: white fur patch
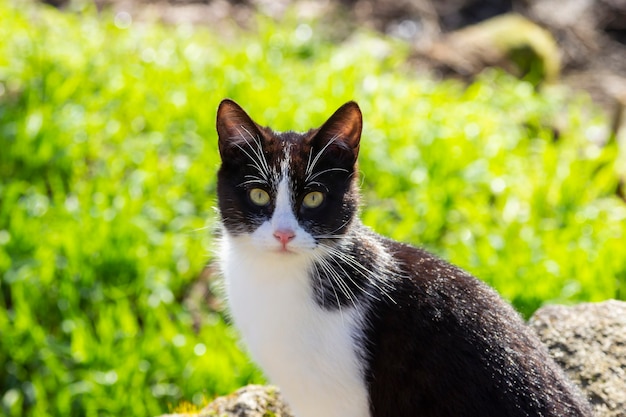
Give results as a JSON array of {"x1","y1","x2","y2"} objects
[
  {"x1": 271, "y1": 177, "x2": 299, "y2": 237},
  {"x1": 219, "y1": 185, "x2": 371, "y2": 417}
]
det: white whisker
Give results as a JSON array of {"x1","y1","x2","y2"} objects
[
  {"x1": 307, "y1": 167, "x2": 349, "y2": 183},
  {"x1": 233, "y1": 141, "x2": 269, "y2": 182},
  {"x1": 311, "y1": 253, "x2": 346, "y2": 317},
  {"x1": 241, "y1": 126, "x2": 272, "y2": 179},
  {"x1": 238, "y1": 177, "x2": 269, "y2": 188},
  {"x1": 305, "y1": 134, "x2": 341, "y2": 181},
  {"x1": 318, "y1": 242, "x2": 398, "y2": 304},
  {"x1": 313, "y1": 217, "x2": 353, "y2": 239},
  {"x1": 233, "y1": 126, "x2": 272, "y2": 183}
]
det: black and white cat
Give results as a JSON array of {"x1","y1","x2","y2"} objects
[{"x1": 215, "y1": 99, "x2": 593, "y2": 417}]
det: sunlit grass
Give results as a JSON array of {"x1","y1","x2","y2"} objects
[{"x1": 1, "y1": 1, "x2": 625, "y2": 416}]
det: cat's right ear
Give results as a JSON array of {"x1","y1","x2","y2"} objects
[
  {"x1": 216, "y1": 99, "x2": 262, "y2": 160},
  {"x1": 311, "y1": 101, "x2": 362, "y2": 165}
]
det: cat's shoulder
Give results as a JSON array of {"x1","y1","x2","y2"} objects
[
  {"x1": 363, "y1": 228, "x2": 502, "y2": 308},
  {"x1": 367, "y1": 229, "x2": 472, "y2": 283}
]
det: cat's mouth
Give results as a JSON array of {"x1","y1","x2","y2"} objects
[
  {"x1": 274, "y1": 240, "x2": 301, "y2": 255},
  {"x1": 270, "y1": 240, "x2": 316, "y2": 256},
  {"x1": 275, "y1": 246, "x2": 296, "y2": 254}
]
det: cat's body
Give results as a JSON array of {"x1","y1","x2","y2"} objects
[{"x1": 215, "y1": 99, "x2": 593, "y2": 417}]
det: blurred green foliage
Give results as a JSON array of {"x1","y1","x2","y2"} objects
[{"x1": 1, "y1": 0, "x2": 625, "y2": 416}]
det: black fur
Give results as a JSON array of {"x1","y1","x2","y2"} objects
[{"x1": 362, "y1": 231, "x2": 592, "y2": 416}]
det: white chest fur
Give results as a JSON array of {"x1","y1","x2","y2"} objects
[{"x1": 220, "y1": 235, "x2": 371, "y2": 417}]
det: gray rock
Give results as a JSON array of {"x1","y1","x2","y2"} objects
[{"x1": 529, "y1": 300, "x2": 626, "y2": 417}]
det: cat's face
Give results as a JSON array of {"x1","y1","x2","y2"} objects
[{"x1": 216, "y1": 99, "x2": 362, "y2": 256}]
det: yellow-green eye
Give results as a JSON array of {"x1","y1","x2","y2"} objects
[
  {"x1": 302, "y1": 191, "x2": 324, "y2": 209},
  {"x1": 249, "y1": 188, "x2": 270, "y2": 206}
]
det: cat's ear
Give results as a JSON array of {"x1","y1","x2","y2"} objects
[
  {"x1": 312, "y1": 101, "x2": 362, "y2": 164},
  {"x1": 216, "y1": 99, "x2": 262, "y2": 159}
]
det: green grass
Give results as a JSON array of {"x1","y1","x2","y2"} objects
[{"x1": 1, "y1": 1, "x2": 625, "y2": 416}]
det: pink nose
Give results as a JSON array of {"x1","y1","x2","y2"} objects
[{"x1": 273, "y1": 229, "x2": 295, "y2": 245}]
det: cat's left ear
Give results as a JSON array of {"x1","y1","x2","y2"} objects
[{"x1": 312, "y1": 101, "x2": 362, "y2": 164}]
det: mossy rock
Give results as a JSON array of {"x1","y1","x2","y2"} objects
[
  {"x1": 162, "y1": 385, "x2": 293, "y2": 417},
  {"x1": 424, "y1": 13, "x2": 560, "y2": 85}
]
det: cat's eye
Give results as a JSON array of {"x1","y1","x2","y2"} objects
[
  {"x1": 249, "y1": 188, "x2": 270, "y2": 206},
  {"x1": 302, "y1": 191, "x2": 325, "y2": 209}
]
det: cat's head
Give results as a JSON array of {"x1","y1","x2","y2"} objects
[{"x1": 216, "y1": 99, "x2": 362, "y2": 256}]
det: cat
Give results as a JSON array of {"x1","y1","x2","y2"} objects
[{"x1": 215, "y1": 98, "x2": 593, "y2": 417}]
